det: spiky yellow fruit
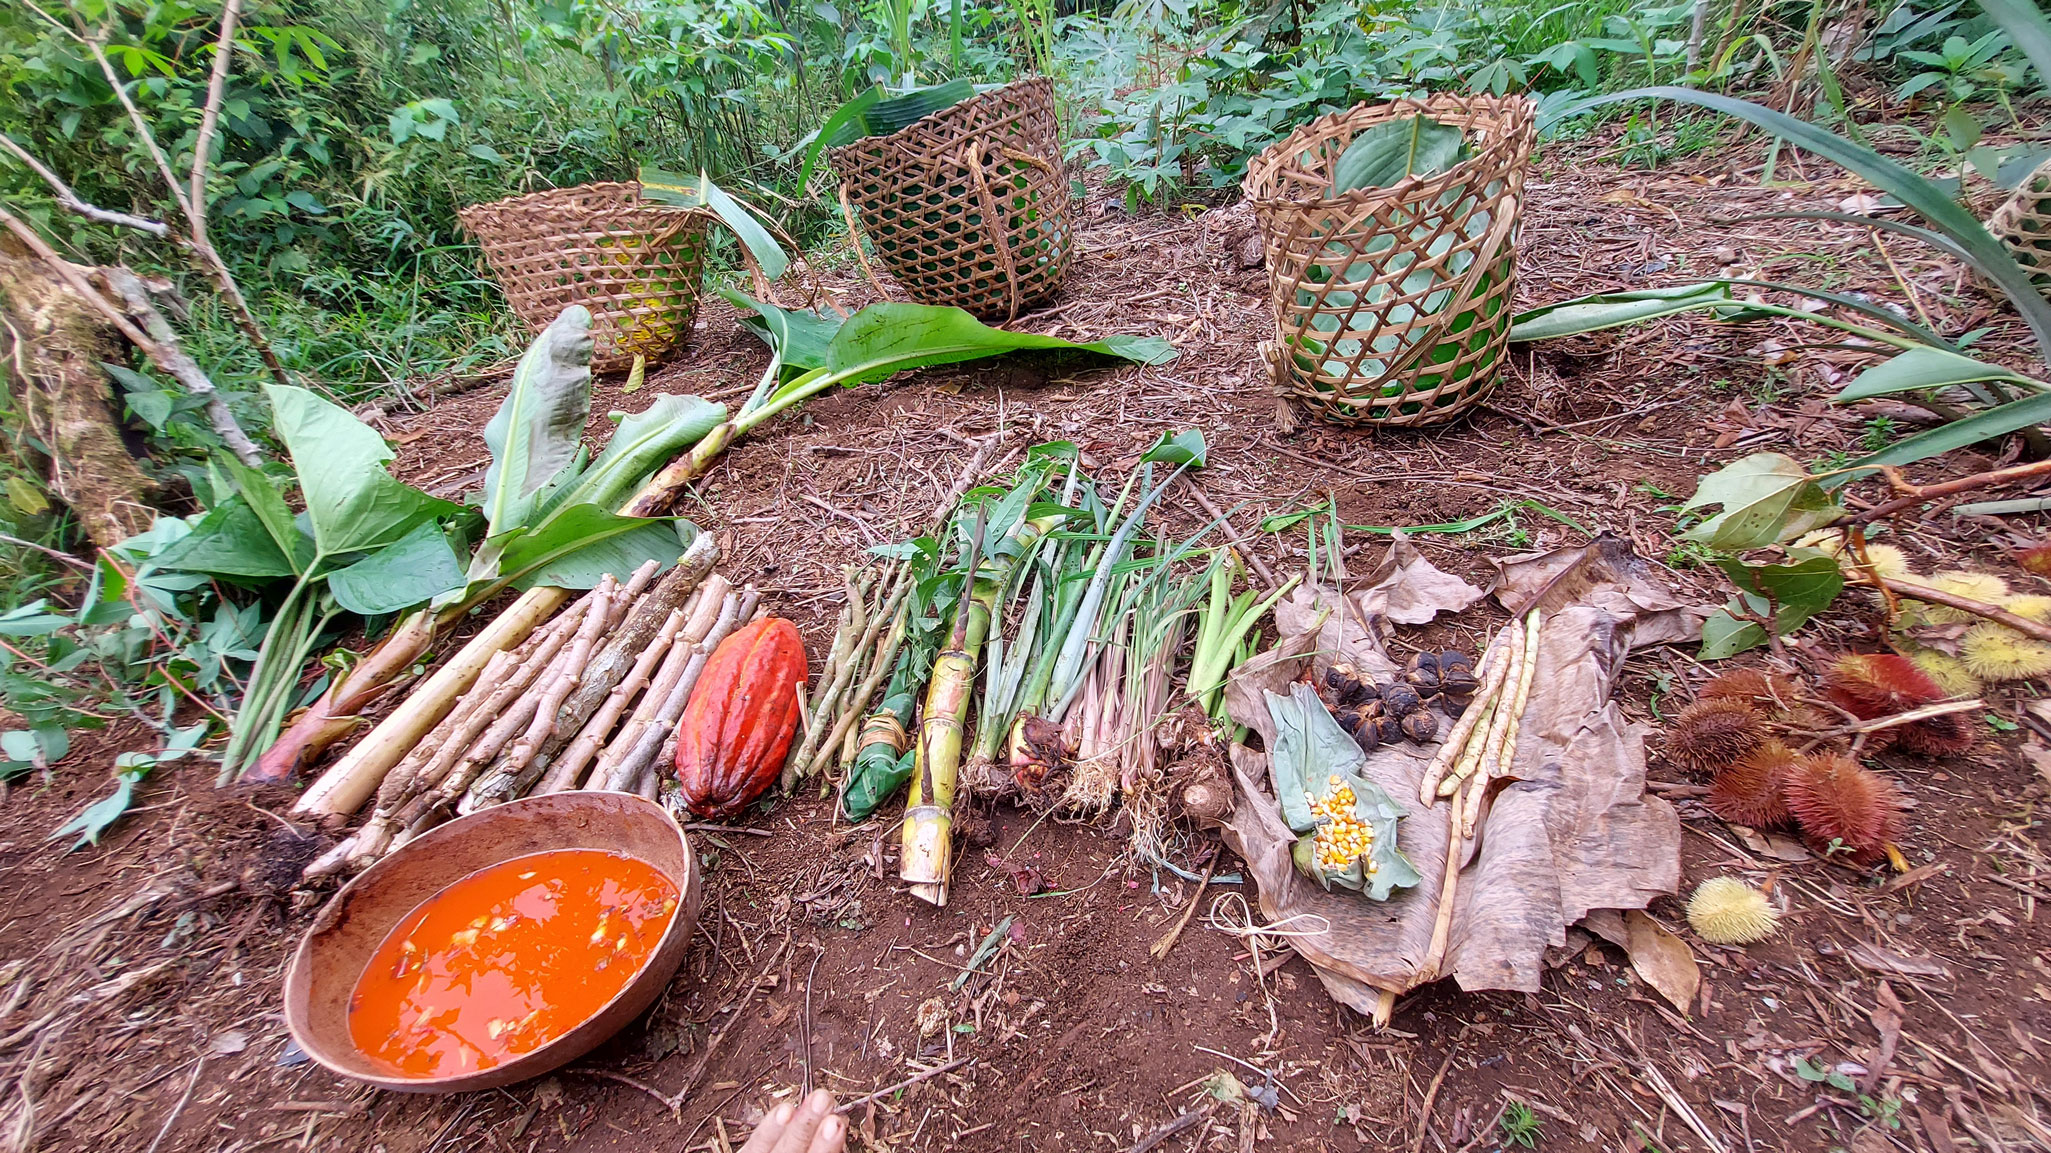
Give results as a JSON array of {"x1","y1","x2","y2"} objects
[
  {"x1": 1686, "y1": 877, "x2": 1780, "y2": 945},
  {"x1": 1843, "y1": 543, "x2": 1915, "y2": 582},
  {"x1": 1960, "y1": 623, "x2": 2051, "y2": 683},
  {"x1": 1907, "y1": 649, "x2": 1981, "y2": 698},
  {"x1": 1901, "y1": 570, "x2": 2011, "y2": 624},
  {"x1": 2004, "y1": 594, "x2": 2051, "y2": 622}
]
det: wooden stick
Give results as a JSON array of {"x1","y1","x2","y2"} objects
[
  {"x1": 599, "y1": 590, "x2": 746, "y2": 792},
  {"x1": 1417, "y1": 806, "x2": 1465, "y2": 983},
  {"x1": 590, "y1": 579, "x2": 728, "y2": 789},
  {"x1": 1420, "y1": 627, "x2": 1512, "y2": 803},
  {"x1": 466, "y1": 578, "x2": 617, "y2": 810}
]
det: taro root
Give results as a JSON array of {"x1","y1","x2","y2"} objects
[
  {"x1": 1382, "y1": 683, "x2": 1423, "y2": 719},
  {"x1": 1403, "y1": 652, "x2": 1441, "y2": 696},
  {"x1": 1400, "y1": 710, "x2": 1438, "y2": 744}
]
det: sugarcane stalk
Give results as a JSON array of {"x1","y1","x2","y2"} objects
[
  {"x1": 537, "y1": 607, "x2": 688, "y2": 793},
  {"x1": 596, "y1": 587, "x2": 748, "y2": 793},
  {"x1": 902, "y1": 507, "x2": 991, "y2": 907},
  {"x1": 1423, "y1": 627, "x2": 1513, "y2": 803},
  {"x1": 291, "y1": 585, "x2": 571, "y2": 817},
  {"x1": 590, "y1": 577, "x2": 730, "y2": 788},
  {"x1": 1417, "y1": 806, "x2": 1465, "y2": 982},
  {"x1": 459, "y1": 577, "x2": 618, "y2": 812}
]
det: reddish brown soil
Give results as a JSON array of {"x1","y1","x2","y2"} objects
[{"x1": 3, "y1": 128, "x2": 2050, "y2": 1153}]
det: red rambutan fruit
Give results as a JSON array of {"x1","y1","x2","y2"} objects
[
  {"x1": 1892, "y1": 710, "x2": 1976, "y2": 758},
  {"x1": 1697, "y1": 669, "x2": 1794, "y2": 709},
  {"x1": 2016, "y1": 541, "x2": 2051, "y2": 579},
  {"x1": 1667, "y1": 699, "x2": 1767, "y2": 774},
  {"x1": 1824, "y1": 653, "x2": 1945, "y2": 720},
  {"x1": 1782, "y1": 754, "x2": 1906, "y2": 866},
  {"x1": 1706, "y1": 739, "x2": 1797, "y2": 829}
]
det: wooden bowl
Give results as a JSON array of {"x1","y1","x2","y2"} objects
[{"x1": 282, "y1": 792, "x2": 701, "y2": 1093}]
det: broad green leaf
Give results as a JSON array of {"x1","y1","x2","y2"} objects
[
  {"x1": 639, "y1": 169, "x2": 789, "y2": 283},
  {"x1": 1330, "y1": 115, "x2": 1471, "y2": 192},
  {"x1": 1509, "y1": 283, "x2": 1734, "y2": 342},
  {"x1": 51, "y1": 774, "x2": 137, "y2": 848},
  {"x1": 327, "y1": 520, "x2": 467, "y2": 615},
  {"x1": 1699, "y1": 603, "x2": 1769, "y2": 660},
  {"x1": 266, "y1": 386, "x2": 457, "y2": 557},
  {"x1": 798, "y1": 84, "x2": 884, "y2": 193},
  {"x1": 819, "y1": 302, "x2": 1178, "y2": 386},
  {"x1": 1546, "y1": 87, "x2": 2051, "y2": 361},
  {"x1": 1836, "y1": 345, "x2": 2046, "y2": 401},
  {"x1": 494, "y1": 505, "x2": 695, "y2": 591},
  {"x1": 1265, "y1": 683, "x2": 1422, "y2": 900},
  {"x1": 1715, "y1": 552, "x2": 1844, "y2": 633},
  {"x1": 154, "y1": 497, "x2": 303, "y2": 579},
  {"x1": 1142, "y1": 429, "x2": 1208, "y2": 467},
  {"x1": 567, "y1": 393, "x2": 727, "y2": 514},
  {"x1": 227, "y1": 459, "x2": 312, "y2": 573},
  {"x1": 1843, "y1": 390, "x2": 2051, "y2": 475},
  {"x1": 480, "y1": 306, "x2": 595, "y2": 538},
  {"x1": 0, "y1": 601, "x2": 65, "y2": 637},
  {"x1": 720, "y1": 287, "x2": 844, "y2": 376},
  {"x1": 1681, "y1": 452, "x2": 1840, "y2": 550}
]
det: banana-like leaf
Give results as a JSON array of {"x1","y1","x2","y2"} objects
[
  {"x1": 1845, "y1": 390, "x2": 2051, "y2": 474},
  {"x1": 719, "y1": 287, "x2": 843, "y2": 377},
  {"x1": 1508, "y1": 282, "x2": 1734, "y2": 342},
  {"x1": 1980, "y1": 0, "x2": 2051, "y2": 88},
  {"x1": 1730, "y1": 210, "x2": 1974, "y2": 264},
  {"x1": 480, "y1": 306, "x2": 594, "y2": 538},
  {"x1": 639, "y1": 167, "x2": 789, "y2": 282},
  {"x1": 797, "y1": 84, "x2": 884, "y2": 194},
  {"x1": 1331, "y1": 115, "x2": 1471, "y2": 192},
  {"x1": 534, "y1": 393, "x2": 728, "y2": 520},
  {"x1": 814, "y1": 302, "x2": 1177, "y2": 385},
  {"x1": 265, "y1": 385, "x2": 457, "y2": 559},
  {"x1": 1836, "y1": 345, "x2": 2046, "y2": 402},
  {"x1": 1545, "y1": 87, "x2": 2051, "y2": 361},
  {"x1": 495, "y1": 505, "x2": 695, "y2": 591}
]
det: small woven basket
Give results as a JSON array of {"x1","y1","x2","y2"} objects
[
  {"x1": 459, "y1": 182, "x2": 711, "y2": 374},
  {"x1": 1245, "y1": 94, "x2": 1536, "y2": 427},
  {"x1": 1989, "y1": 156, "x2": 2051, "y2": 295},
  {"x1": 830, "y1": 77, "x2": 1075, "y2": 320}
]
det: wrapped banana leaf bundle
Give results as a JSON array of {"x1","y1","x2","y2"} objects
[{"x1": 1267, "y1": 682, "x2": 1421, "y2": 900}]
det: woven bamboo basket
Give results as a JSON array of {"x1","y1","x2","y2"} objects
[
  {"x1": 1989, "y1": 156, "x2": 2051, "y2": 295},
  {"x1": 458, "y1": 182, "x2": 711, "y2": 374},
  {"x1": 830, "y1": 78, "x2": 1075, "y2": 320},
  {"x1": 1244, "y1": 94, "x2": 1536, "y2": 427}
]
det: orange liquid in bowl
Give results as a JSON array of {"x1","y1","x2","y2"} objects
[{"x1": 347, "y1": 848, "x2": 679, "y2": 1078}]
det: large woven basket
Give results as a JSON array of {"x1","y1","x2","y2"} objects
[
  {"x1": 1989, "y1": 156, "x2": 2051, "y2": 295},
  {"x1": 1245, "y1": 95, "x2": 1536, "y2": 427},
  {"x1": 459, "y1": 182, "x2": 710, "y2": 374},
  {"x1": 830, "y1": 78, "x2": 1075, "y2": 320}
]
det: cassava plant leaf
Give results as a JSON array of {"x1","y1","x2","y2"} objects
[
  {"x1": 265, "y1": 386, "x2": 457, "y2": 558},
  {"x1": 1835, "y1": 345, "x2": 2046, "y2": 401},
  {"x1": 479, "y1": 306, "x2": 595, "y2": 537},
  {"x1": 1330, "y1": 115, "x2": 1471, "y2": 192},
  {"x1": 1681, "y1": 452, "x2": 1839, "y2": 550}
]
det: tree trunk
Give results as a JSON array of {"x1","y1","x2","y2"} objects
[{"x1": 0, "y1": 234, "x2": 156, "y2": 549}]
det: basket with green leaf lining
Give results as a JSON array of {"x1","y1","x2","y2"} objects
[
  {"x1": 823, "y1": 77, "x2": 1074, "y2": 320},
  {"x1": 1244, "y1": 95, "x2": 1535, "y2": 427},
  {"x1": 1989, "y1": 155, "x2": 2051, "y2": 295}
]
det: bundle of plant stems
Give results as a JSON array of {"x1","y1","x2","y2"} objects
[{"x1": 304, "y1": 536, "x2": 759, "y2": 878}]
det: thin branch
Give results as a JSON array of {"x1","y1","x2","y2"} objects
[
  {"x1": 99, "y1": 267, "x2": 263, "y2": 464},
  {"x1": 0, "y1": 133, "x2": 169, "y2": 238},
  {"x1": 186, "y1": 0, "x2": 244, "y2": 252},
  {"x1": 1856, "y1": 459, "x2": 2051, "y2": 524},
  {"x1": 1870, "y1": 573, "x2": 2051, "y2": 643},
  {"x1": 0, "y1": 205, "x2": 160, "y2": 351}
]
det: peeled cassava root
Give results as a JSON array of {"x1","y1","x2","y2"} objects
[{"x1": 674, "y1": 617, "x2": 807, "y2": 817}]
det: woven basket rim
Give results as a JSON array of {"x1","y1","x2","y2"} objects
[
  {"x1": 827, "y1": 76, "x2": 1056, "y2": 167},
  {"x1": 455, "y1": 180, "x2": 710, "y2": 227},
  {"x1": 1242, "y1": 94, "x2": 1536, "y2": 212}
]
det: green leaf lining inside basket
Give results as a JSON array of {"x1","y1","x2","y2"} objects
[{"x1": 1330, "y1": 115, "x2": 1473, "y2": 193}]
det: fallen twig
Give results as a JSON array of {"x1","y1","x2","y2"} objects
[{"x1": 835, "y1": 1056, "x2": 976, "y2": 1113}]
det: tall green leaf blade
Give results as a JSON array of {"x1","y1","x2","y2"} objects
[
  {"x1": 1836, "y1": 346, "x2": 2045, "y2": 401},
  {"x1": 327, "y1": 520, "x2": 468, "y2": 615},
  {"x1": 1509, "y1": 283, "x2": 1733, "y2": 342},
  {"x1": 859, "y1": 80, "x2": 975, "y2": 138},
  {"x1": 265, "y1": 386, "x2": 457, "y2": 557},
  {"x1": 818, "y1": 302, "x2": 1177, "y2": 387},
  {"x1": 495, "y1": 505, "x2": 695, "y2": 590},
  {"x1": 1842, "y1": 391, "x2": 2051, "y2": 473},
  {"x1": 1546, "y1": 87, "x2": 2051, "y2": 359},
  {"x1": 638, "y1": 169, "x2": 789, "y2": 283},
  {"x1": 480, "y1": 306, "x2": 594, "y2": 537},
  {"x1": 799, "y1": 84, "x2": 885, "y2": 193}
]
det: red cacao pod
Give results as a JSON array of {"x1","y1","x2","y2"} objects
[{"x1": 674, "y1": 617, "x2": 806, "y2": 818}]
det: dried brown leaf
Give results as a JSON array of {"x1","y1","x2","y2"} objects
[{"x1": 1623, "y1": 910, "x2": 1700, "y2": 1016}]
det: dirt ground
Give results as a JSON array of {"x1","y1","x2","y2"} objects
[{"x1": 3, "y1": 125, "x2": 2051, "y2": 1153}]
